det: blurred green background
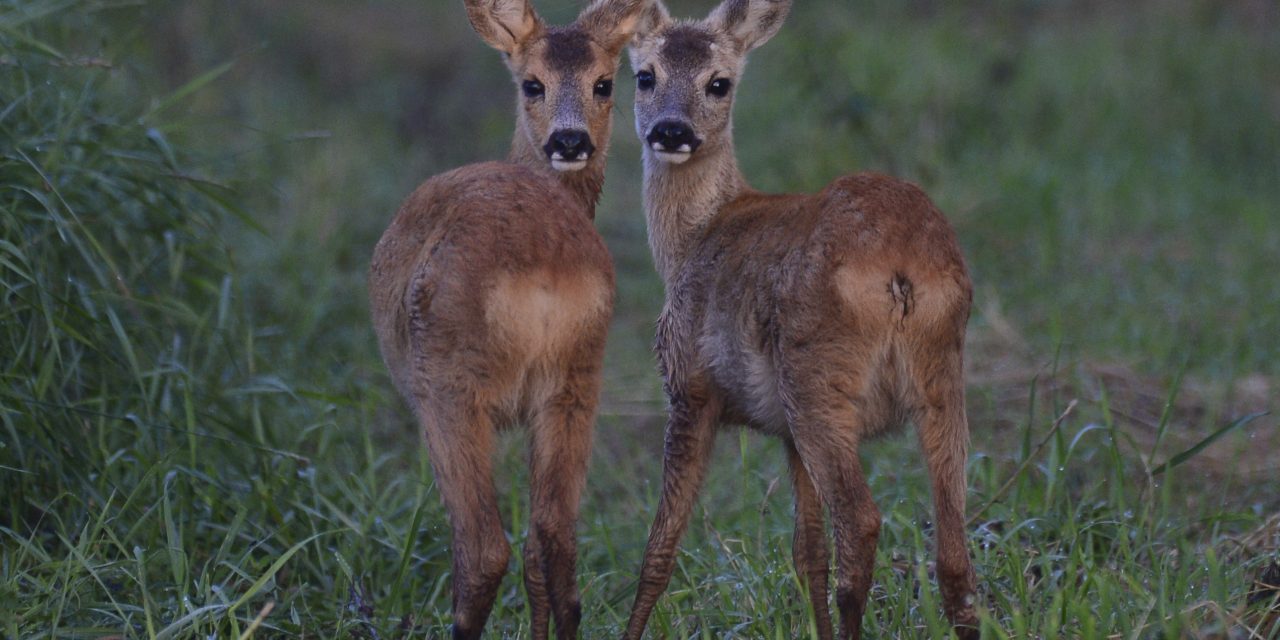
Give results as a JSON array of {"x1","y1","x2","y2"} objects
[{"x1": 3, "y1": 0, "x2": 1278, "y2": 637}]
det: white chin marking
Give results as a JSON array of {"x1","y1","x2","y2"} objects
[
  {"x1": 653, "y1": 150, "x2": 692, "y2": 165},
  {"x1": 551, "y1": 159, "x2": 589, "y2": 172}
]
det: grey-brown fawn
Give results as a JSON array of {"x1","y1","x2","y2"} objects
[
  {"x1": 622, "y1": 1, "x2": 979, "y2": 638},
  {"x1": 368, "y1": 1, "x2": 648, "y2": 637}
]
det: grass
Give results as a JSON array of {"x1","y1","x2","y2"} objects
[{"x1": 2, "y1": 0, "x2": 1278, "y2": 637}]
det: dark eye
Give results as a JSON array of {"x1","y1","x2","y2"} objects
[
  {"x1": 707, "y1": 78, "x2": 732, "y2": 97},
  {"x1": 594, "y1": 79, "x2": 613, "y2": 98},
  {"x1": 636, "y1": 70, "x2": 655, "y2": 91},
  {"x1": 522, "y1": 79, "x2": 545, "y2": 98}
]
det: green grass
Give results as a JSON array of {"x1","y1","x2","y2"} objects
[{"x1": 2, "y1": 0, "x2": 1278, "y2": 637}]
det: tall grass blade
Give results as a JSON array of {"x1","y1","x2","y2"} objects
[
  {"x1": 154, "y1": 604, "x2": 231, "y2": 640},
  {"x1": 1149, "y1": 412, "x2": 1268, "y2": 477},
  {"x1": 227, "y1": 531, "x2": 334, "y2": 618},
  {"x1": 143, "y1": 61, "x2": 235, "y2": 122}
]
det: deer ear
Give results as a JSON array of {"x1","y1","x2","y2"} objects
[
  {"x1": 634, "y1": 0, "x2": 673, "y2": 41},
  {"x1": 465, "y1": 0, "x2": 544, "y2": 55},
  {"x1": 707, "y1": 0, "x2": 790, "y2": 52},
  {"x1": 578, "y1": 0, "x2": 668, "y2": 54}
]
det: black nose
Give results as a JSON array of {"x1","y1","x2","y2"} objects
[
  {"x1": 646, "y1": 120, "x2": 701, "y2": 153},
  {"x1": 544, "y1": 129, "x2": 595, "y2": 162}
]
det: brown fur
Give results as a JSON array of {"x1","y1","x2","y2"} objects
[
  {"x1": 623, "y1": 2, "x2": 980, "y2": 639},
  {"x1": 368, "y1": 1, "x2": 647, "y2": 638}
]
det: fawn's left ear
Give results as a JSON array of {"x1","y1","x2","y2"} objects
[
  {"x1": 706, "y1": 0, "x2": 791, "y2": 52},
  {"x1": 577, "y1": 0, "x2": 652, "y2": 54}
]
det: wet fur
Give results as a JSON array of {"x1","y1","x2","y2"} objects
[{"x1": 623, "y1": 2, "x2": 980, "y2": 638}]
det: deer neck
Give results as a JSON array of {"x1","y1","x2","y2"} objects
[
  {"x1": 508, "y1": 127, "x2": 607, "y2": 220},
  {"x1": 642, "y1": 136, "x2": 749, "y2": 286}
]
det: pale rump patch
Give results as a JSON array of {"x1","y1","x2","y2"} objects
[
  {"x1": 486, "y1": 268, "x2": 611, "y2": 360},
  {"x1": 835, "y1": 265, "x2": 900, "y2": 320},
  {"x1": 835, "y1": 264, "x2": 960, "y2": 329}
]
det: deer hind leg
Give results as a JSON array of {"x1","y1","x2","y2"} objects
[
  {"x1": 524, "y1": 360, "x2": 602, "y2": 640},
  {"x1": 908, "y1": 345, "x2": 979, "y2": 638},
  {"x1": 414, "y1": 396, "x2": 511, "y2": 640},
  {"x1": 787, "y1": 440, "x2": 834, "y2": 640},
  {"x1": 785, "y1": 380, "x2": 881, "y2": 640}
]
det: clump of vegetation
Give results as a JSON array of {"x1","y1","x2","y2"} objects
[
  {"x1": 0, "y1": 2, "x2": 365, "y2": 636},
  {"x1": 3, "y1": 0, "x2": 236, "y2": 522}
]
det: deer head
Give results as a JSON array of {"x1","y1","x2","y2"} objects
[
  {"x1": 467, "y1": 0, "x2": 650, "y2": 172},
  {"x1": 627, "y1": 0, "x2": 790, "y2": 165}
]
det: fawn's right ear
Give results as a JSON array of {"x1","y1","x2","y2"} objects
[
  {"x1": 577, "y1": 0, "x2": 663, "y2": 54},
  {"x1": 633, "y1": 0, "x2": 672, "y2": 40},
  {"x1": 465, "y1": 0, "x2": 544, "y2": 55},
  {"x1": 707, "y1": 0, "x2": 790, "y2": 52}
]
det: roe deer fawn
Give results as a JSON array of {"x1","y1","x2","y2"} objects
[
  {"x1": 368, "y1": 1, "x2": 648, "y2": 637},
  {"x1": 621, "y1": 1, "x2": 979, "y2": 638}
]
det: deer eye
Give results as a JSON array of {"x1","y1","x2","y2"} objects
[
  {"x1": 594, "y1": 79, "x2": 613, "y2": 98},
  {"x1": 636, "y1": 70, "x2": 655, "y2": 91},
  {"x1": 522, "y1": 79, "x2": 545, "y2": 98},
  {"x1": 707, "y1": 78, "x2": 732, "y2": 97}
]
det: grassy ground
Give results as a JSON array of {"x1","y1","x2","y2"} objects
[{"x1": 2, "y1": 0, "x2": 1279, "y2": 637}]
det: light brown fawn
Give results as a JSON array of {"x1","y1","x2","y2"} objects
[
  {"x1": 621, "y1": 1, "x2": 979, "y2": 638},
  {"x1": 368, "y1": 1, "x2": 648, "y2": 637}
]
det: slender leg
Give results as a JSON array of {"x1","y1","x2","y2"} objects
[
  {"x1": 913, "y1": 354, "x2": 978, "y2": 639},
  {"x1": 623, "y1": 394, "x2": 721, "y2": 640},
  {"x1": 523, "y1": 528, "x2": 552, "y2": 640},
  {"x1": 525, "y1": 364, "x2": 601, "y2": 640},
  {"x1": 785, "y1": 384, "x2": 880, "y2": 640},
  {"x1": 788, "y1": 441, "x2": 834, "y2": 640},
  {"x1": 414, "y1": 399, "x2": 511, "y2": 640},
  {"x1": 800, "y1": 449, "x2": 880, "y2": 640}
]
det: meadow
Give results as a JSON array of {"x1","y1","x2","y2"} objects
[{"x1": 2, "y1": 0, "x2": 1278, "y2": 637}]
